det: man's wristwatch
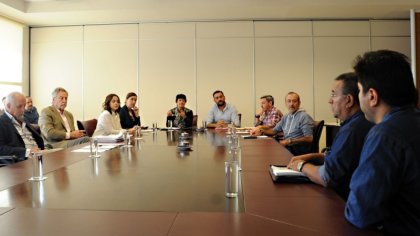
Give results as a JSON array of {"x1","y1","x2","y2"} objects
[{"x1": 297, "y1": 161, "x2": 307, "y2": 172}]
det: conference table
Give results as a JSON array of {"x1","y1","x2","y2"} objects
[{"x1": 0, "y1": 129, "x2": 378, "y2": 236}]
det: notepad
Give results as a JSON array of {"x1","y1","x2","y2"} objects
[{"x1": 269, "y1": 165, "x2": 310, "y2": 183}]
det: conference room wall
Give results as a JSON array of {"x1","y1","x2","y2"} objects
[
  {"x1": 139, "y1": 23, "x2": 196, "y2": 127},
  {"x1": 83, "y1": 24, "x2": 139, "y2": 120},
  {"x1": 196, "y1": 21, "x2": 254, "y2": 127},
  {"x1": 30, "y1": 20, "x2": 409, "y2": 134},
  {"x1": 30, "y1": 26, "x2": 84, "y2": 119},
  {"x1": 254, "y1": 21, "x2": 314, "y2": 118}
]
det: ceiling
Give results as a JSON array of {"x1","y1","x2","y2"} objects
[{"x1": 1, "y1": 0, "x2": 420, "y2": 26}]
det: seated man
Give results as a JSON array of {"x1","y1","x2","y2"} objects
[
  {"x1": 252, "y1": 95, "x2": 282, "y2": 130},
  {"x1": 252, "y1": 92, "x2": 314, "y2": 155},
  {"x1": 39, "y1": 87, "x2": 89, "y2": 149},
  {"x1": 287, "y1": 72, "x2": 373, "y2": 200},
  {"x1": 24, "y1": 96, "x2": 40, "y2": 130},
  {"x1": 167, "y1": 94, "x2": 194, "y2": 128},
  {"x1": 0, "y1": 92, "x2": 44, "y2": 164},
  {"x1": 206, "y1": 90, "x2": 240, "y2": 128},
  {"x1": 345, "y1": 50, "x2": 420, "y2": 234}
]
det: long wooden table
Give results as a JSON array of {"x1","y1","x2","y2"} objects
[{"x1": 0, "y1": 130, "x2": 378, "y2": 235}]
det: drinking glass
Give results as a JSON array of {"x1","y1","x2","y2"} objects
[{"x1": 225, "y1": 161, "x2": 239, "y2": 198}]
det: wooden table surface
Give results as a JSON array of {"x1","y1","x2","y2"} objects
[{"x1": 0, "y1": 129, "x2": 379, "y2": 236}]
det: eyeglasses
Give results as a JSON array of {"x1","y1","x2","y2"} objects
[{"x1": 330, "y1": 93, "x2": 343, "y2": 98}]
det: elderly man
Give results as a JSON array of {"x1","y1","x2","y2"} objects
[
  {"x1": 0, "y1": 92, "x2": 44, "y2": 163},
  {"x1": 39, "y1": 87, "x2": 89, "y2": 148},
  {"x1": 206, "y1": 90, "x2": 240, "y2": 128},
  {"x1": 24, "y1": 96, "x2": 40, "y2": 130},
  {"x1": 252, "y1": 92, "x2": 314, "y2": 155},
  {"x1": 252, "y1": 95, "x2": 282, "y2": 130},
  {"x1": 287, "y1": 73, "x2": 373, "y2": 200},
  {"x1": 344, "y1": 50, "x2": 420, "y2": 235}
]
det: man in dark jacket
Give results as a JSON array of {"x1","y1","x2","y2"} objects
[{"x1": 0, "y1": 92, "x2": 44, "y2": 164}]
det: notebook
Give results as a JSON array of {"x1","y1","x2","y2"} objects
[{"x1": 269, "y1": 165, "x2": 310, "y2": 183}]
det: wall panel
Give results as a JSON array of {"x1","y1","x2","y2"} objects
[
  {"x1": 30, "y1": 26, "x2": 84, "y2": 120},
  {"x1": 196, "y1": 22, "x2": 254, "y2": 127},
  {"x1": 83, "y1": 24, "x2": 139, "y2": 120},
  {"x1": 139, "y1": 23, "x2": 196, "y2": 127}
]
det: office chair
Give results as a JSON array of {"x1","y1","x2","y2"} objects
[
  {"x1": 77, "y1": 119, "x2": 98, "y2": 137},
  {"x1": 311, "y1": 120, "x2": 325, "y2": 153}
]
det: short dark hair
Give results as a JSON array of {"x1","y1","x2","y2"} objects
[
  {"x1": 353, "y1": 50, "x2": 418, "y2": 107},
  {"x1": 103, "y1": 93, "x2": 120, "y2": 114},
  {"x1": 176, "y1": 94, "x2": 187, "y2": 102},
  {"x1": 335, "y1": 72, "x2": 360, "y2": 106},
  {"x1": 260, "y1": 95, "x2": 274, "y2": 105},
  {"x1": 213, "y1": 90, "x2": 224, "y2": 97},
  {"x1": 125, "y1": 92, "x2": 137, "y2": 100}
]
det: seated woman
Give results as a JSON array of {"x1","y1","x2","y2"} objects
[
  {"x1": 119, "y1": 92, "x2": 141, "y2": 129},
  {"x1": 167, "y1": 94, "x2": 193, "y2": 128},
  {"x1": 93, "y1": 94, "x2": 134, "y2": 136}
]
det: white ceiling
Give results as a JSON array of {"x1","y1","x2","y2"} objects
[{"x1": 1, "y1": 0, "x2": 420, "y2": 26}]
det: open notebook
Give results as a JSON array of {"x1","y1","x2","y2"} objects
[{"x1": 269, "y1": 165, "x2": 310, "y2": 183}]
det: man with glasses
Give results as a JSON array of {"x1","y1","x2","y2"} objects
[{"x1": 287, "y1": 73, "x2": 373, "y2": 200}]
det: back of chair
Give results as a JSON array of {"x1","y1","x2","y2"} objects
[
  {"x1": 192, "y1": 115, "x2": 198, "y2": 127},
  {"x1": 237, "y1": 113, "x2": 242, "y2": 127},
  {"x1": 311, "y1": 120, "x2": 325, "y2": 153},
  {"x1": 77, "y1": 119, "x2": 98, "y2": 137}
]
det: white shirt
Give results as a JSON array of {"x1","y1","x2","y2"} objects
[{"x1": 93, "y1": 110, "x2": 123, "y2": 136}]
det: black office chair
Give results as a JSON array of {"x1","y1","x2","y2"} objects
[
  {"x1": 192, "y1": 115, "x2": 198, "y2": 128},
  {"x1": 311, "y1": 120, "x2": 325, "y2": 153},
  {"x1": 77, "y1": 119, "x2": 98, "y2": 137}
]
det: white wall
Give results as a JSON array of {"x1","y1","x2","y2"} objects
[{"x1": 30, "y1": 20, "x2": 410, "y2": 148}]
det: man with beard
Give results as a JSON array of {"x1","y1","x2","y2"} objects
[
  {"x1": 0, "y1": 92, "x2": 44, "y2": 162},
  {"x1": 206, "y1": 90, "x2": 240, "y2": 128},
  {"x1": 253, "y1": 92, "x2": 314, "y2": 155},
  {"x1": 345, "y1": 50, "x2": 420, "y2": 234}
]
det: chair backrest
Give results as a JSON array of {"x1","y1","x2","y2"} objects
[
  {"x1": 237, "y1": 113, "x2": 242, "y2": 127},
  {"x1": 311, "y1": 120, "x2": 324, "y2": 153},
  {"x1": 192, "y1": 115, "x2": 198, "y2": 127},
  {"x1": 77, "y1": 119, "x2": 98, "y2": 137}
]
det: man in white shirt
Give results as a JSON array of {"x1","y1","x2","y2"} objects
[{"x1": 0, "y1": 92, "x2": 44, "y2": 163}]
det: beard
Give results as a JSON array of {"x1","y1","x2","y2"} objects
[{"x1": 217, "y1": 101, "x2": 225, "y2": 107}]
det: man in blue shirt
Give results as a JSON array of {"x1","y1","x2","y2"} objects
[
  {"x1": 345, "y1": 50, "x2": 420, "y2": 234},
  {"x1": 288, "y1": 72, "x2": 373, "y2": 200},
  {"x1": 206, "y1": 90, "x2": 240, "y2": 128},
  {"x1": 254, "y1": 92, "x2": 314, "y2": 155},
  {"x1": 24, "y1": 96, "x2": 40, "y2": 130}
]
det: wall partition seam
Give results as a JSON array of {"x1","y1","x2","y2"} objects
[
  {"x1": 194, "y1": 23, "x2": 198, "y2": 117},
  {"x1": 368, "y1": 20, "x2": 372, "y2": 51},
  {"x1": 82, "y1": 25, "x2": 85, "y2": 120},
  {"x1": 311, "y1": 20, "x2": 316, "y2": 119},
  {"x1": 137, "y1": 23, "x2": 140, "y2": 101},
  {"x1": 28, "y1": 27, "x2": 32, "y2": 96},
  {"x1": 252, "y1": 21, "x2": 256, "y2": 119}
]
